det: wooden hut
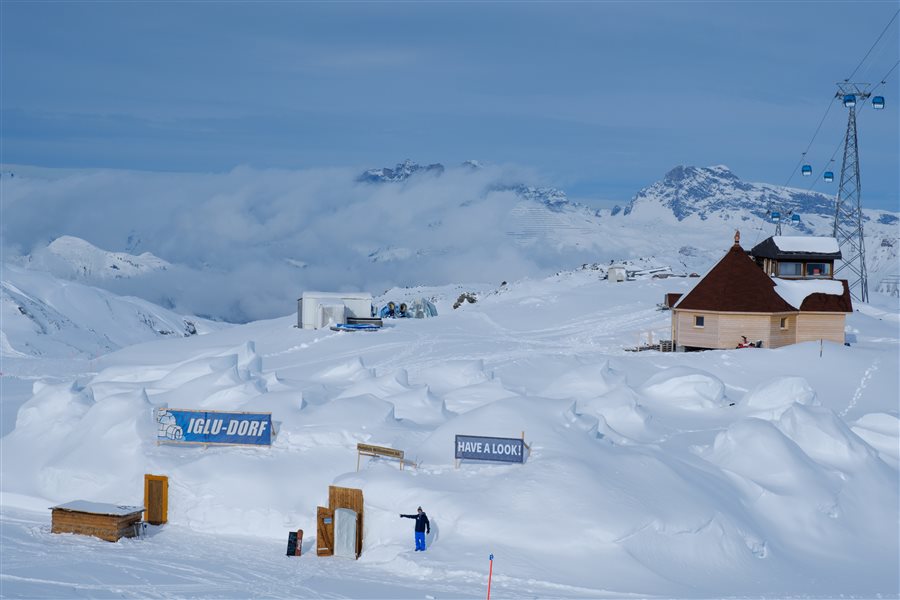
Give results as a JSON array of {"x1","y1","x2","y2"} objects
[
  {"x1": 670, "y1": 232, "x2": 852, "y2": 350},
  {"x1": 51, "y1": 500, "x2": 144, "y2": 542}
]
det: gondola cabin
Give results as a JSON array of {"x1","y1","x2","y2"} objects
[
  {"x1": 824, "y1": 171, "x2": 834, "y2": 182},
  {"x1": 801, "y1": 165, "x2": 812, "y2": 176},
  {"x1": 872, "y1": 96, "x2": 885, "y2": 110}
]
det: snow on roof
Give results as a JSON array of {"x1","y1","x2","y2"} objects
[
  {"x1": 51, "y1": 500, "x2": 144, "y2": 516},
  {"x1": 771, "y1": 236, "x2": 839, "y2": 254},
  {"x1": 772, "y1": 278, "x2": 844, "y2": 310}
]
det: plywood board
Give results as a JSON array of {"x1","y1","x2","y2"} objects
[{"x1": 144, "y1": 474, "x2": 168, "y2": 525}]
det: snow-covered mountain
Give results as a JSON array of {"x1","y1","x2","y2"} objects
[
  {"x1": 0, "y1": 264, "x2": 221, "y2": 359},
  {"x1": 357, "y1": 159, "x2": 445, "y2": 183},
  {"x1": 3, "y1": 162, "x2": 897, "y2": 322},
  {"x1": 26, "y1": 235, "x2": 170, "y2": 281},
  {"x1": 626, "y1": 165, "x2": 832, "y2": 226}
]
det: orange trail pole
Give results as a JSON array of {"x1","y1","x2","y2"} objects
[{"x1": 487, "y1": 553, "x2": 494, "y2": 600}]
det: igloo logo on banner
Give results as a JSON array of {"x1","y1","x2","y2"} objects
[
  {"x1": 455, "y1": 434, "x2": 526, "y2": 464},
  {"x1": 156, "y1": 408, "x2": 272, "y2": 446}
]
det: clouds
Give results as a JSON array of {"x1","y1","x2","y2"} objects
[{"x1": 1, "y1": 163, "x2": 604, "y2": 322}]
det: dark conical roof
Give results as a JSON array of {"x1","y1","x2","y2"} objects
[{"x1": 675, "y1": 242, "x2": 796, "y2": 313}]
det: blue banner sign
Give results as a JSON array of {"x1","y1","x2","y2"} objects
[
  {"x1": 455, "y1": 435, "x2": 525, "y2": 463},
  {"x1": 157, "y1": 408, "x2": 272, "y2": 446}
]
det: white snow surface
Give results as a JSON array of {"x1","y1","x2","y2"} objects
[
  {"x1": 770, "y1": 236, "x2": 840, "y2": 254},
  {"x1": 772, "y1": 277, "x2": 845, "y2": 309},
  {"x1": 51, "y1": 500, "x2": 144, "y2": 516},
  {"x1": 1, "y1": 269, "x2": 898, "y2": 598}
]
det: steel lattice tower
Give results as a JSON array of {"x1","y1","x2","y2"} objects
[{"x1": 833, "y1": 84, "x2": 870, "y2": 303}]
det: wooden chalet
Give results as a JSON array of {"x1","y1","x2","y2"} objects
[{"x1": 670, "y1": 232, "x2": 852, "y2": 350}]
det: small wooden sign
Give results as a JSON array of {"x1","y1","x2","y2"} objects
[{"x1": 356, "y1": 443, "x2": 411, "y2": 470}]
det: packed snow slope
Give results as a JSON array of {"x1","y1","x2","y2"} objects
[
  {"x1": 0, "y1": 263, "x2": 221, "y2": 360},
  {"x1": 3, "y1": 162, "x2": 897, "y2": 322},
  {"x1": 1, "y1": 266, "x2": 898, "y2": 598}
]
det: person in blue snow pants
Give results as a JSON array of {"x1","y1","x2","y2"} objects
[{"x1": 400, "y1": 507, "x2": 430, "y2": 551}]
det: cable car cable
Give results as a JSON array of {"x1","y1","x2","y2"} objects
[
  {"x1": 845, "y1": 9, "x2": 899, "y2": 81},
  {"x1": 782, "y1": 12, "x2": 898, "y2": 190}
]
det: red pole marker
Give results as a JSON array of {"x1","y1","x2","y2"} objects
[{"x1": 487, "y1": 553, "x2": 494, "y2": 600}]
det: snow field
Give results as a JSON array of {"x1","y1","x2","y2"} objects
[{"x1": 1, "y1": 273, "x2": 898, "y2": 597}]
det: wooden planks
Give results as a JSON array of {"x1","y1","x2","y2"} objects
[
  {"x1": 328, "y1": 486, "x2": 364, "y2": 558},
  {"x1": 316, "y1": 507, "x2": 334, "y2": 556},
  {"x1": 51, "y1": 509, "x2": 142, "y2": 542}
]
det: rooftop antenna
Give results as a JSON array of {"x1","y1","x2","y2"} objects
[{"x1": 833, "y1": 82, "x2": 874, "y2": 303}]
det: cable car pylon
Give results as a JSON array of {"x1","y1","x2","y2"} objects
[{"x1": 833, "y1": 82, "x2": 872, "y2": 303}]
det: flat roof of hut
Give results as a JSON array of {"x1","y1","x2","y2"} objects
[{"x1": 749, "y1": 236, "x2": 841, "y2": 261}]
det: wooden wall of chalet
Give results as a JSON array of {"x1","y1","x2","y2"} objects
[
  {"x1": 673, "y1": 311, "x2": 721, "y2": 349},
  {"x1": 768, "y1": 315, "x2": 796, "y2": 348},
  {"x1": 796, "y1": 313, "x2": 846, "y2": 344},
  {"x1": 51, "y1": 509, "x2": 142, "y2": 542},
  {"x1": 716, "y1": 313, "x2": 775, "y2": 348},
  {"x1": 674, "y1": 310, "x2": 846, "y2": 349},
  {"x1": 674, "y1": 310, "x2": 805, "y2": 349}
]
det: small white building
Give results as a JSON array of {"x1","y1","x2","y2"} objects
[
  {"x1": 608, "y1": 265, "x2": 627, "y2": 283},
  {"x1": 298, "y1": 292, "x2": 373, "y2": 329}
]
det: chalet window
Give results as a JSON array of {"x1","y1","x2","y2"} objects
[
  {"x1": 778, "y1": 262, "x2": 802, "y2": 277},
  {"x1": 780, "y1": 317, "x2": 788, "y2": 330},
  {"x1": 694, "y1": 315, "x2": 705, "y2": 328},
  {"x1": 805, "y1": 263, "x2": 831, "y2": 277}
]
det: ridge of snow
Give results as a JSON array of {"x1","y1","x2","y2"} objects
[{"x1": 771, "y1": 236, "x2": 840, "y2": 254}]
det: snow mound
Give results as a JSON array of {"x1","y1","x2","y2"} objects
[
  {"x1": 578, "y1": 386, "x2": 658, "y2": 442},
  {"x1": 705, "y1": 418, "x2": 843, "y2": 543},
  {"x1": 439, "y1": 379, "x2": 520, "y2": 413},
  {"x1": 776, "y1": 404, "x2": 876, "y2": 471},
  {"x1": 539, "y1": 359, "x2": 623, "y2": 400},
  {"x1": 741, "y1": 376, "x2": 819, "y2": 418},
  {"x1": 407, "y1": 359, "x2": 490, "y2": 395},
  {"x1": 315, "y1": 357, "x2": 374, "y2": 382},
  {"x1": 336, "y1": 369, "x2": 412, "y2": 400},
  {"x1": 5, "y1": 382, "x2": 152, "y2": 502},
  {"x1": 850, "y1": 413, "x2": 900, "y2": 467},
  {"x1": 384, "y1": 386, "x2": 453, "y2": 426},
  {"x1": 638, "y1": 367, "x2": 726, "y2": 409}
]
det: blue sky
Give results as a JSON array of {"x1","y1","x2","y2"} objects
[{"x1": 2, "y1": 1, "x2": 898, "y2": 210}]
